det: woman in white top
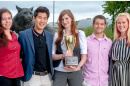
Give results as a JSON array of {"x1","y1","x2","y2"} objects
[{"x1": 52, "y1": 9, "x2": 87, "y2": 86}]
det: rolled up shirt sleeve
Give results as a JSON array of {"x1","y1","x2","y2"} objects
[{"x1": 78, "y1": 30, "x2": 87, "y2": 54}]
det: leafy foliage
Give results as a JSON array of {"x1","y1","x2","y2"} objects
[{"x1": 127, "y1": 8, "x2": 130, "y2": 14}]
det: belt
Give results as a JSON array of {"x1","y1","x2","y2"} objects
[{"x1": 33, "y1": 71, "x2": 48, "y2": 76}]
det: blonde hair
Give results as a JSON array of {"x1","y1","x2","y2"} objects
[{"x1": 114, "y1": 13, "x2": 130, "y2": 46}]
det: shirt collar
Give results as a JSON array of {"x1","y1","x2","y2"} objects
[
  {"x1": 90, "y1": 33, "x2": 108, "y2": 41},
  {"x1": 62, "y1": 29, "x2": 78, "y2": 36},
  {"x1": 32, "y1": 28, "x2": 45, "y2": 37},
  {"x1": 8, "y1": 31, "x2": 17, "y2": 41}
]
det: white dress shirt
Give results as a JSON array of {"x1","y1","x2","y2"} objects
[{"x1": 52, "y1": 30, "x2": 87, "y2": 72}]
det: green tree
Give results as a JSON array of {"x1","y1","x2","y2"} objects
[
  {"x1": 127, "y1": 8, "x2": 130, "y2": 14},
  {"x1": 102, "y1": 1, "x2": 130, "y2": 32}
]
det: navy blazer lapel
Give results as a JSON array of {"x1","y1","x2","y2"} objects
[
  {"x1": 44, "y1": 30, "x2": 50, "y2": 52},
  {"x1": 27, "y1": 28, "x2": 35, "y2": 54}
]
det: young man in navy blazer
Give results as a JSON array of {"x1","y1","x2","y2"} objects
[{"x1": 18, "y1": 6, "x2": 53, "y2": 86}]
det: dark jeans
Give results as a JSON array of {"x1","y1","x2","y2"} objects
[
  {"x1": 0, "y1": 76, "x2": 20, "y2": 86},
  {"x1": 53, "y1": 70, "x2": 82, "y2": 86}
]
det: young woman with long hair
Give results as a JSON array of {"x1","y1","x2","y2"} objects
[
  {"x1": 109, "y1": 13, "x2": 130, "y2": 86},
  {"x1": 0, "y1": 8, "x2": 24, "y2": 86},
  {"x1": 52, "y1": 9, "x2": 87, "y2": 86}
]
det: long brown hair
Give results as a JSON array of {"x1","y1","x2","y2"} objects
[
  {"x1": 114, "y1": 13, "x2": 130, "y2": 46},
  {"x1": 0, "y1": 8, "x2": 12, "y2": 47},
  {"x1": 55, "y1": 9, "x2": 79, "y2": 49}
]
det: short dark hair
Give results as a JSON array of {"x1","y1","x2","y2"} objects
[
  {"x1": 93, "y1": 15, "x2": 106, "y2": 24},
  {"x1": 34, "y1": 6, "x2": 50, "y2": 18}
]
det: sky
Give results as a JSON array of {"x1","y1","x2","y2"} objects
[{"x1": 0, "y1": 1, "x2": 111, "y2": 23}]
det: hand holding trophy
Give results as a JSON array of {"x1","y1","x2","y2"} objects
[{"x1": 63, "y1": 35, "x2": 78, "y2": 67}]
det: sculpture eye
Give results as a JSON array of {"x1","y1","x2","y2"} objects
[
  {"x1": 24, "y1": 12, "x2": 27, "y2": 14},
  {"x1": 30, "y1": 12, "x2": 32, "y2": 15}
]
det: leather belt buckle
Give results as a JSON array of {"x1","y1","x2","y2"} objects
[{"x1": 33, "y1": 71, "x2": 48, "y2": 76}]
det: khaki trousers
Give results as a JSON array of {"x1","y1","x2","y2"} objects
[{"x1": 21, "y1": 73, "x2": 52, "y2": 86}]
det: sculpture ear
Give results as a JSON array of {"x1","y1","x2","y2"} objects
[
  {"x1": 16, "y1": 5, "x2": 22, "y2": 12},
  {"x1": 30, "y1": 7, "x2": 33, "y2": 11}
]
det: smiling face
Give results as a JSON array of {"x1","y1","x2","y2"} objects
[
  {"x1": 116, "y1": 15, "x2": 128, "y2": 35},
  {"x1": 61, "y1": 14, "x2": 72, "y2": 29},
  {"x1": 1, "y1": 12, "x2": 12, "y2": 30},
  {"x1": 33, "y1": 12, "x2": 48, "y2": 31},
  {"x1": 93, "y1": 18, "x2": 106, "y2": 35}
]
